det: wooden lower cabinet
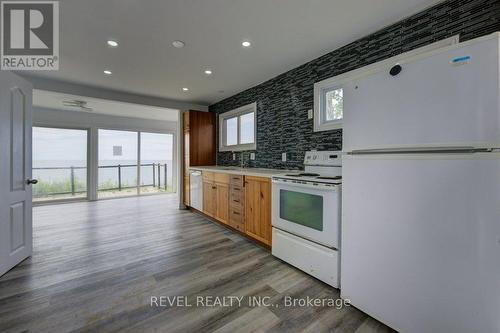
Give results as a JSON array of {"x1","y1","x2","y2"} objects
[
  {"x1": 201, "y1": 172, "x2": 272, "y2": 247},
  {"x1": 183, "y1": 174, "x2": 190, "y2": 206},
  {"x1": 202, "y1": 181, "x2": 216, "y2": 217},
  {"x1": 244, "y1": 176, "x2": 272, "y2": 246},
  {"x1": 215, "y1": 182, "x2": 229, "y2": 224},
  {"x1": 202, "y1": 172, "x2": 229, "y2": 224}
]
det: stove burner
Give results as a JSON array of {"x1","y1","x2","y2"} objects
[{"x1": 316, "y1": 176, "x2": 342, "y2": 180}]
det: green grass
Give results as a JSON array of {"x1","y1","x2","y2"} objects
[
  {"x1": 34, "y1": 178, "x2": 174, "y2": 199},
  {"x1": 33, "y1": 178, "x2": 86, "y2": 197}
]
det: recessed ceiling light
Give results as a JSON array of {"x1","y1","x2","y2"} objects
[
  {"x1": 107, "y1": 40, "x2": 118, "y2": 48},
  {"x1": 182, "y1": 87, "x2": 189, "y2": 91},
  {"x1": 242, "y1": 40, "x2": 251, "y2": 47},
  {"x1": 172, "y1": 40, "x2": 185, "y2": 48},
  {"x1": 204, "y1": 69, "x2": 212, "y2": 75},
  {"x1": 104, "y1": 70, "x2": 112, "y2": 75}
]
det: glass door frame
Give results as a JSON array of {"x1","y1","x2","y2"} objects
[
  {"x1": 97, "y1": 128, "x2": 140, "y2": 199},
  {"x1": 138, "y1": 131, "x2": 175, "y2": 196},
  {"x1": 32, "y1": 124, "x2": 91, "y2": 205},
  {"x1": 95, "y1": 127, "x2": 176, "y2": 200}
]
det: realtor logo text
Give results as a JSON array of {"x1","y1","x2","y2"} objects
[
  {"x1": 1, "y1": 1, "x2": 59, "y2": 70},
  {"x1": 151, "y1": 295, "x2": 351, "y2": 309}
]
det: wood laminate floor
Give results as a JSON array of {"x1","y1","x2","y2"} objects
[{"x1": 0, "y1": 194, "x2": 395, "y2": 333}]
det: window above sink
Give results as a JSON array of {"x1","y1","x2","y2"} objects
[{"x1": 219, "y1": 102, "x2": 256, "y2": 152}]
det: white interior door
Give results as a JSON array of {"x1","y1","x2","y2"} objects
[{"x1": 0, "y1": 71, "x2": 33, "y2": 277}]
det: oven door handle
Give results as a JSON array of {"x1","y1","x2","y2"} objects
[{"x1": 272, "y1": 179, "x2": 340, "y2": 191}]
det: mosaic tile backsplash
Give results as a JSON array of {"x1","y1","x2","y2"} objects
[{"x1": 209, "y1": 0, "x2": 500, "y2": 170}]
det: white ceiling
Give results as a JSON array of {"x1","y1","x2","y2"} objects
[
  {"x1": 33, "y1": 90, "x2": 179, "y2": 121},
  {"x1": 27, "y1": 0, "x2": 443, "y2": 105}
]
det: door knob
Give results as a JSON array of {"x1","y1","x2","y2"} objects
[{"x1": 26, "y1": 179, "x2": 38, "y2": 185}]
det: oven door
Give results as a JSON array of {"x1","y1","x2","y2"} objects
[{"x1": 272, "y1": 179, "x2": 341, "y2": 248}]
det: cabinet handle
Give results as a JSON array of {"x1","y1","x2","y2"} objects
[
  {"x1": 212, "y1": 186, "x2": 216, "y2": 189},
  {"x1": 233, "y1": 199, "x2": 239, "y2": 203},
  {"x1": 234, "y1": 188, "x2": 240, "y2": 191},
  {"x1": 233, "y1": 211, "x2": 240, "y2": 215}
]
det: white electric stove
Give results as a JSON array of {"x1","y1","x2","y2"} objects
[{"x1": 271, "y1": 151, "x2": 342, "y2": 288}]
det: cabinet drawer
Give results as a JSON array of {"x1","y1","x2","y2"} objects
[
  {"x1": 229, "y1": 207, "x2": 244, "y2": 232},
  {"x1": 230, "y1": 189, "x2": 244, "y2": 207},
  {"x1": 230, "y1": 175, "x2": 244, "y2": 186},
  {"x1": 230, "y1": 184, "x2": 243, "y2": 193},
  {"x1": 202, "y1": 171, "x2": 214, "y2": 182},
  {"x1": 229, "y1": 206, "x2": 244, "y2": 223},
  {"x1": 214, "y1": 172, "x2": 230, "y2": 184}
]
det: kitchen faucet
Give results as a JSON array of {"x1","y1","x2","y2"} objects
[{"x1": 240, "y1": 152, "x2": 247, "y2": 168}]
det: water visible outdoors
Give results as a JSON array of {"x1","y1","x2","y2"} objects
[{"x1": 33, "y1": 127, "x2": 174, "y2": 202}]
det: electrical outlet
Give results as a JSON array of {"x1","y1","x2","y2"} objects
[
  {"x1": 250, "y1": 152, "x2": 255, "y2": 160},
  {"x1": 308, "y1": 109, "x2": 313, "y2": 119},
  {"x1": 282, "y1": 152, "x2": 287, "y2": 162},
  {"x1": 232, "y1": 153, "x2": 236, "y2": 160}
]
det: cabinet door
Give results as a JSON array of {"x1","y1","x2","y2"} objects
[
  {"x1": 182, "y1": 112, "x2": 190, "y2": 205},
  {"x1": 245, "y1": 176, "x2": 272, "y2": 246},
  {"x1": 203, "y1": 181, "x2": 215, "y2": 217},
  {"x1": 215, "y1": 183, "x2": 229, "y2": 224},
  {"x1": 183, "y1": 175, "x2": 190, "y2": 206},
  {"x1": 189, "y1": 111, "x2": 216, "y2": 166}
]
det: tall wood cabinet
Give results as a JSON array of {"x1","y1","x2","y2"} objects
[{"x1": 182, "y1": 111, "x2": 216, "y2": 206}]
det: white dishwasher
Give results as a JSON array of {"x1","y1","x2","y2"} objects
[{"x1": 189, "y1": 170, "x2": 203, "y2": 211}]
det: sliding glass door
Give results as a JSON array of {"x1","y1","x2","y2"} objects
[
  {"x1": 97, "y1": 129, "x2": 175, "y2": 199},
  {"x1": 98, "y1": 129, "x2": 139, "y2": 199},
  {"x1": 32, "y1": 127, "x2": 88, "y2": 202},
  {"x1": 140, "y1": 132, "x2": 174, "y2": 194},
  {"x1": 33, "y1": 127, "x2": 175, "y2": 203}
]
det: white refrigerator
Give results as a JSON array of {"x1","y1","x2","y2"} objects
[{"x1": 341, "y1": 33, "x2": 500, "y2": 333}]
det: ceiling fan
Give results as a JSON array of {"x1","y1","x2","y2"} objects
[{"x1": 62, "y1": 100, "x2": 93, "y2": 111}]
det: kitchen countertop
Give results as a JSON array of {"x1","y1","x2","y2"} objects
[{"x1": 189, "y1": 165, "x2": 297, "y2": 178}]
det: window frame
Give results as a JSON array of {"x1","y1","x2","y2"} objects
[
  {"x1": 32, "y1": 125, "x2": 90, "y2": 205},
  {"x1": 317, "y1": 85, "x2": 344, "y2": 131},
  {"x1": 219, "y1": 102, "x2": 257, "y2": 152}
]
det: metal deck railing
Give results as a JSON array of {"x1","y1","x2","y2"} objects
[{"x1": 32, "y1": 163, "x2": 169, "y2": 196}]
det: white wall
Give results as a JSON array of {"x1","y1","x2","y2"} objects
[
  {"x1": 25, "y1": 75, "x2": 208, "y2": 111},
  {"x1": 33, "y1": 106, "x2": 178, "y2": 132}
]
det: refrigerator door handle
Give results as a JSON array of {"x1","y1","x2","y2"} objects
[{"x1": 348, "y1": 147, "x2": 493, "y2": 155}]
